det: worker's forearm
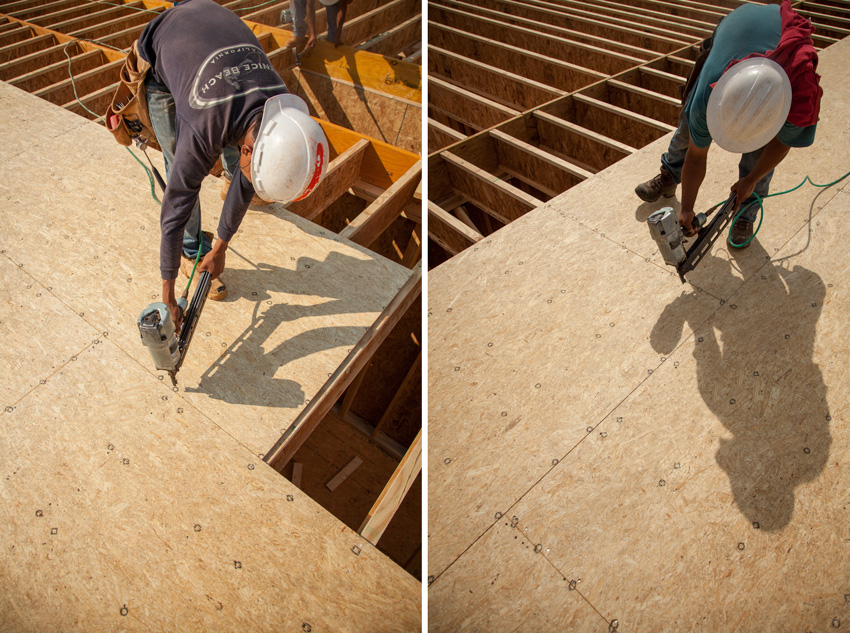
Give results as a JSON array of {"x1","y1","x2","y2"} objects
[
  {"x1": 680, "y1": 144, "x2": 708, "y2": 214},
  {"x1": 746, "y1": 136, "x2": 791, "y2": 186},
  {"x1": 162, "y1": 278, "x2": 177, "y2": 303}
]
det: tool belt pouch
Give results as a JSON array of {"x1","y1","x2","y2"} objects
[{"x1": 104, "y1": 40, "x2": 160, "y2": 152}]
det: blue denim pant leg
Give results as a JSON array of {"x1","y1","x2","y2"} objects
[
  {"x1": 737, "y1": 148, "x2": 774, "y2": 223},
  {"x1": 325, "y1": 2, "x2": 339, "y2": 41},
  {"x1": 145, "y1": 76, "x2": 210, "y2": 259},
  {"x1": 291, "y1": 0, "x2": 307, "y2": 37},
  {"x1": 660, "y1": 107, "x2": 691, "y2": 184}
]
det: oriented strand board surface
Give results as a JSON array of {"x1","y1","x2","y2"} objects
[
  {"x1": 0, "y1": 82, "x2": 419, "y2": 629},
  {"x1": 0, "y1": 81, "x2": 412, "y2": 459},
  {"x1": 428, "y1": 37, "x2": 850, "y2": 630}
]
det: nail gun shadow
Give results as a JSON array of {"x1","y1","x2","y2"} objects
[
  {"x1": 184, "y1": 250, "x2": 385, "y2": 410},
  {"x1": 649, "y1": 239, "x2": 831, "y2": 532}
]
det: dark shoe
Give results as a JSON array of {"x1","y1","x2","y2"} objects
[
  {"x1": 635, "y1": 168, "x2": 677, "y2": 202},
  {"x1": 729, "y1": 219, "x2": 753, "y2": 248}
]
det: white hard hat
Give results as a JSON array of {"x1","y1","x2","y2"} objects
[
  {"x1": 706, "y1": 57, "x2": 792, "y2": 154},
  {"x1": 251, "y1": 93, "x2": 329, "y2": 203}
]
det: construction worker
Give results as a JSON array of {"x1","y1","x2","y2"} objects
[
  {"x1": 635, "y1": 0, "x2": 822, "y2": 247},
  {"x1": 287, "y1": 0, "x2": 350, "y2": 50},
  {"x1": 138, "y1": 0, "x2": 328, "y2": 330}
]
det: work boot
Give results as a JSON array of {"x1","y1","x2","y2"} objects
[
  {"x1": 285, "y1": 35, "x2": 307, "y2": 49},
  {"x1": 221, "y1": 175, "x2": 272, "y2": 207},
  {"x1": 729, "y1": 218, "x2": 753, "y2": 249},
  {"x1": 635, "y1": 168, "x2": 677, "y2": 203}
]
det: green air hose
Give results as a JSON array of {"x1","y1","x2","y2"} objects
[{"x1": 725, "y1": 170, "x2": 850, "y2": 248}]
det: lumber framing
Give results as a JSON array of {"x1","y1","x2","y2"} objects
[
  {"x1": 264, "y1": 263, "x2": 422, "y2": 471},
  {"x1": 286, "y1": 138, "x2": 371, "y2": 221},
  {"x1": 430, "y1": 3, "x2": 648, "y2": 75},
  {"x1": 429, "y1": 0, "x2": 850, "y2": 266},
  {"x1": 340, "y1": 160, "x2": 422, "y2": 247},
  {"x1": 435, "y1": 0, "x2": 690, "y2": 54},
  {"x1": 359, "y1": 428, "x2": 421, "y2": 544},
  {"x1": 429, "y1": 75, "x2": 519, "y2": 130},
  {"x1": 428, "y1": 200, "x2": 483, "y2": 256}
]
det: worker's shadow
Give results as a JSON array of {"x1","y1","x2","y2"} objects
[
  {"x1": 650, "y1": 240, "x2": 831, "y2": 531},
  {"x1": 186, "y1": 250, "x2": 385, "y2": 410}
]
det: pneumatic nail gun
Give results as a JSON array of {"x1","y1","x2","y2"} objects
[
  {"x1": 647, "y1": 191, "x2": 738, "y2": 283},
  {"x1": 137, "y1": 271, "x2": 211, "y2": 386}
]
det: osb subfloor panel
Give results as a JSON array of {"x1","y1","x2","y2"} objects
[
  {"x1": 0, "y1": 82, "x2": 419, "y2": 630},
  {"x1": 0, "y1": 81, "x2": 412, "y2": 458},
  {"x1": 428, "y1": 38, "x2": 850, "y2": 631}
]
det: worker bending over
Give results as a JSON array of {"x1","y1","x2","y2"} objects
[
  {"x1": 138, "y1": 0, "x2": 327, "y2": 328},
  {"x1": 635, "y1": 0, "x2": 822, "y2": 247}
]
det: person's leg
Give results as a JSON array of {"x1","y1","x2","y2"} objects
[
  {"x1": 660, "y1": 106, "x2": 692, "y2": 184},
  {"x1": 324, "y1": 2, "x2": 338, "y2": 42},
  {"x1": 290, "y1": 0, "x2": 307, "y2": 39},
  {"x1": 144, "y1": 76, "x2": 209, "y2": 260},
  {"x1": 635, "y1": 107, "x2": 689, "y2": 202},
  {"x1": 736, "y1": 148, "x2": 774, "y2": 223}
]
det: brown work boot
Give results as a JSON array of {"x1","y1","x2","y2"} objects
[
  {"x1": 180, "y1": 234, "x2": 227, "y2": 301},
  {"x1": 635, "y1": 168, "x2": 677, "y2": 203},
  {"x1": 221, "y1": 175, "x2": 272, "y2": 207},
  {"x1": 285, "y1": 35, "x2": 307, "y2": 49},
  {"x1": 729, "y1": 218, "x2": 753, "y2": 249}
]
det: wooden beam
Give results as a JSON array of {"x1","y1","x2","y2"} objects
[
  {"x1": 357, "y1": 14, "x2": 420, "y2": 57},
  {"x1": 429, "y1": 75, "x2": 519, "y2": 131},
  {"x1": 338, "y1": 362, "x2": 371, "y2": 418},
  {"x1": 442, "y1": 151, "x2": 540, "y2": 224},
  {"x1": 607, "y1": 78, "x2": 681, "y2": 126},
  {"x1": 33, "y1": 58, "x2": 123, "y2": 105},
  {"x1": 428, "y1": 22, "x2": 605, "y2": 93},
  {"x1": 430, "y1": 3, "x2": 647, "y2": 75},
  {"x1": 573, "y1": 92, "x2": 675, "y2": 148},
  {"x1": 534, "y1": 110, "x2": 637, "y2": 156},
  {"x1": 429, "y1": 45, "x2": 563, "y2": 111},
  {"x1": 8, "y1": 48, "x2": 104, "y2": 91},
  {"x1": 428, "y1": 200, "x2": 482, "y2": 256},
  {"x1": 0, "y1": 32, "x2": 53, "y2": 65},
  {"x1": 285, "y1": 138, "x2": 369, "y2": 221},
  {"x1": 358, "y1": 429, "x2": 421, "y2": 545},
  {"x1": 490, "y1": 128, "x2": 592, "y2": 195},
  {"x1": 400, "y1": 225, "x2": 421, "y2": 268},
  {"x1": 350, "y1": 179, "x2": 422, "y2": 224},
  {"x1": 265, "y1": 264, "x2": 422, "y2": 471},
  {"x1": 318, "y1": 120, "x2": 420, "y2": 189},
  {"x1": 340, "y1": 160, "x2": 422, "y2": 247},
  {"x1": 428, "y1": 117, "x2": 466, "y2": 154},
  {"x1": 434, "y1": 0, "x2": 689, "y2": 54},
  {"x1": 339, "y1": 0, "x2": 420, "y2": 48},
  {"x1": 372, "y1": 351, "x2": 421, "y2": 439}
]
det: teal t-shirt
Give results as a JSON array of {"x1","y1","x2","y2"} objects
[{"x1": 684, "y1": 3, "x2": 817, "y2": 149}]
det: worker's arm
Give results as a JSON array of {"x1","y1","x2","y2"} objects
[
  {"x1": 679, "y1": 141, "x2": 709, "y2": 236},
  {"x1": 304, "y1": 0, "x2": 317, "y2": 52},
  {"x1": 729, "y1": 135, "x2": 791, "y2": 211},
  {"x1": 334, "y1": 0, "x2": 348, "y2": 46},
  {"x1": 159, "y1": 134, "x2": 213, "y2": 330}
]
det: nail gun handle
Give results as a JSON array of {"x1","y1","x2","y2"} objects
[
  {"x1": 174, "y1": 270, "x2": 211, "y2": 374},
  {"x1": 677, "y1": 192, "x2": 737, "y2": 282}
]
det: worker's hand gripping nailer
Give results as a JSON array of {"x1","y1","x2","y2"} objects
[
  {"x1": 647, "y1": 191, "x2": 737, "y2": 283},
  {"x1": 137, "y1": 271, "x2": 212, "y2": 386}
]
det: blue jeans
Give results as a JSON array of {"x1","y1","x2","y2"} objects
[
  {"x1": 661, "y1": 108, "x2": 773, "y2": 223},
  {"x1": 292, "y1": 0, "x2": 340, "y2": 41},
  {"x1": 145, "y1": 76, "x2": 240, "y2": 259}
]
